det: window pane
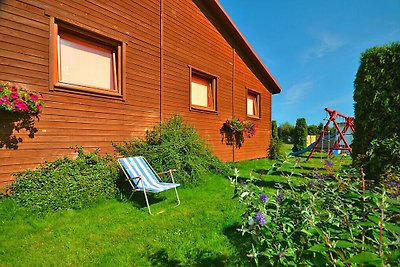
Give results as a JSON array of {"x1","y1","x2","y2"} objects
[
  {"x1": 191, "y1": 74, "x2": 214, "y2": 109},
  {"x1": 247, "y1": 92, "x2": 259, "y2": 117},
  {"x1": 191, "y1": 81, "x2": 208, "y2": 107},
  {"x1": 59, "y1": 34, "x2": 115, "y2": 90},
  {"x1": 247, "y1": 97, "x2": 255, "y2": 115}
]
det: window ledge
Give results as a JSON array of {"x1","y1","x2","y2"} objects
[
  {"x1": 53, "y1": 82, "x2": 125, "y2": 101},
  {"x1": 247, "y1": 115, "x2": 261, "y2": 120},
  {"x1": 190, "y1": 106, "x2": 218, "y2": 114}
]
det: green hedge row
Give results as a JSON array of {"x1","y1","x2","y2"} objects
[
  {"x1": 8, "y1": 148, "x2": 119, "y2": 212},
  {"x1": 353, "y1": 42, "x2": 400, "y2": 182}
]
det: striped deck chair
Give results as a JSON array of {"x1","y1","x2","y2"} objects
[{"x1": 118, "y1": 156, "x2": 180, "y2": 214}]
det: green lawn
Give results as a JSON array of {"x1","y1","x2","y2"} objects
[{"x1": 0, "y1": 146, "x2": 352, "y2": 266}]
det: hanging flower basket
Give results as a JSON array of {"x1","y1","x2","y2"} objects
[
  {"x1": 220, "y1": 118, "x2": 256, "y2": 148},
  {"x1": 0, "y1": 82, "x2": 44, "y2": 149},
  {"x1": 0, "y1": 82, "x2": 44, "y2": 117}
]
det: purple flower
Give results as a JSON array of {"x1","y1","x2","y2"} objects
[
  {"x1": 260, "y1": 194, "x2": 269, "y2": 203},
  {"x1": 308, "y1": 181, "x2": 315, "y2": 189},
  {"x1": 276, "y1": 193, "x2": 284, "y2": 205},
  {"x1": 256, "y1": 212, "x2": 266, "y2": 226},
  {"x1": 325, "y1": 159, "x2": 334, "y2": 167},
  {"x1": 240, "y1": 180, "x2": 247, "y2": 186}
]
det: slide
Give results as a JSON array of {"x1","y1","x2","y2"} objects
[{"x1": 290, "y1": 133, "x2": 338, "y2": 156}]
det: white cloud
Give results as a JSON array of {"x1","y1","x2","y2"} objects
[
  {"x1": 282, "y1": 81, "x2": 313, "y2": 105},
  {"x1": 302, "y1": 32, "x2": 345, "y2": 61}
]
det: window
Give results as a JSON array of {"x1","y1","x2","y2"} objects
[
  {"x1": 190, "y1": 68, "x2": 217, "y2": 112},
  {"x1": 50, "y1": 18, "x2": 125, "y2": 98},
  {"x1": 247, "y1": 90, "x2": 260, "y2": 118}
]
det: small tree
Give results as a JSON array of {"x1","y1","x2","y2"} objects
[
  {"x1": 307, "y1": 124, "x2": 319, "y2": 135},
  {"x1": 292, "y1": 118, "x2": 308, "y2": 152},
  {"x1": 353, "y1": 42, "x2": 400, "y2": 181},
  {"x1": 268, "y1": 120, "x2": 282, "y2": 159},
  {"x1": 278, "y1": 122, "x2": 294, "y2": 143}
]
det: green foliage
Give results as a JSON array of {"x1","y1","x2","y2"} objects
[
  {"x1": 353, "y1": 42, "x2": 400, "y2": 181},
  {"x1": 114, "y1": 114, "x2": 229, "y2": 185},
  {"x1": 307, "y1": 124, "x2": 319, "y2": 135},
  {"x1": 292, "y1": 118, "x2": 308, "y2": 152},
  {"x1": 8, "y1": 148, "x2": 119, "y2": 212},
  {"x1": 365, "y1": 134, "x2": 400, "y2": 185},
  {"x1": 278, "y1": 122, "x2": 294, "y2": 143},
  {"x1": 268, "y1": 120, "x2": 282, "y2": 159},
  {"x1": 231, "y1": 158, "x2": 400, "y2": 266}
]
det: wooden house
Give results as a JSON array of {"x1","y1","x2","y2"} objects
[{"x1": 0, "y1": 0, "x2": 281, "y2": 186}]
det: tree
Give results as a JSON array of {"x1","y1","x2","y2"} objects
[
  {"x1": 307, "y1": 124, "x2": 319, "y2": 135},
  {"x1": 278, "y1": 122, "x2": 294, "y2": 143},
  {"x1": 353, "y1": 42, "x2": 400, "y2": 181},
  {"x1": 268, "y1": 120, "x2": 282, "y2": 159},
  {"x1": 292, "y1": 118, "x2": 308, "y2": 152}
]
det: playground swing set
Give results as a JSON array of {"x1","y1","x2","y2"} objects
[{"x1": 291, "y1": 108, "x2": 355, "y2": 160}]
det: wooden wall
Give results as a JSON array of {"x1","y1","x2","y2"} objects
[
  {"x1": 162, "y1": 0, "x2": 273, "y2": 162},
  {"x1": 0, "y1": 0, "x2": 274, "y2": 186},
  {"x1": 0, "y1": 0, "x2": 162, "y2": 186}
]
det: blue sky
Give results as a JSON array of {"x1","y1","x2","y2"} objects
[{"x1": 219, "y1": 0, "x2": 400, "y2": 125}]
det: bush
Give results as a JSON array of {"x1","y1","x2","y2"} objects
[
  {"x1": 292, "y1": 118, "x2": 308, "y2": 152},
  {"x1": 353, "y1": 42, "x2": 400, "y2": 181},
  {"x1": 268, "y1": 120, "x2": 282, "y2": 159},
  {"x1": 231, "y1": 159, "x2": 400, "y2": 266},
  {"x1": 114, "y1": 114, "x2": 229, "y2": 185},
  {"x1": 278, "y1": 122, "x2": 294, "y2": 144},
  {"x1": 365, "y1": 134, "x2": 400, "y2": 184},
  {"x1": 8, "y1": 148, "x2": 119, "y2": 212}
]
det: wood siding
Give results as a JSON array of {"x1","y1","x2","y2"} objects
[{"x1": 0, "y1": 0, "x2": 276, "y2": 186}]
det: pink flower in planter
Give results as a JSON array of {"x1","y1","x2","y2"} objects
[
  {"x1": 29, "y1": 94, "x2": 39, "y2": 101},
  {"x1": 10, "y1": 92, "x2": 19, "y2": 100},
  {"x1": 11, "y1": 86, "x2": 17, "y2": 92},
  {"x1": 36, "y1": 104, "x2": 43, "y2": 110},
  {"x1": 13, "y1": 100, "x2": 29, "y2": 112},
  {"x1": 0, "y1": 95, "x2": 11, "y2": 105}
]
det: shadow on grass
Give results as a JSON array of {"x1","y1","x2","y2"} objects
[
  {"x1": 147, "y1": 248, "x2": 234, "y2": 266},
  {"x1": 115, "y1": 173, "x2": 166, "y2": 209}
]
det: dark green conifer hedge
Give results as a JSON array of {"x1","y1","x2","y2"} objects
[{"x1": 353, "y1": 42, "x2": 400, "y2": 181}]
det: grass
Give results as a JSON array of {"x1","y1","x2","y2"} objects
[{"x1": 0, "y1": 144, "x2": 352, "y2": 266}]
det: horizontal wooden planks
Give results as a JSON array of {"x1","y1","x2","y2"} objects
[
  {"x1": 0, "y1": 0, "x2": 275, "y2": 185},
  {"x1": 0, "y1": 0, "x2": 162, "y2": 185}
]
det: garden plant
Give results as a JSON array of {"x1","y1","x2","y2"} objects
[
  {"x1": 231, "y1": 155, "x2": 400, "y2": 266},
  {"x1": 353, "y1": 42, "x2": 400, "y2": 183},
  {"x1": 114, "y1": 114, "x2": 229, "y2": 185}
]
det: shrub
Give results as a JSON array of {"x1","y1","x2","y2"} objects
[
  {"x1": 231, "y1": 159, "x2": 400, "y2": 266},
  {"x1": 292, "y1": 118, "x2": 308, "y2": 152},
  {"x1": 114, "y1": 114, "x2": 229, "y2": 185},
  {"x1": 365, "y1": 134, "x2": 400, "y2": 185},
  {"x1": 268, "y1": 120, "x2": 282, "y2": 159},
  {"x1": 8, "y1": 148, "x2": 119, "y2": 212},
  {"x1": 353, "y1": 42, "x2": 400, "y2": 181},
  {"x1": 278, "y1": 122, "x2": 294, "y2": 144}
]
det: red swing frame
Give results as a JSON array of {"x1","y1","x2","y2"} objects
[{"x1": 306, "y1": 108, "x2": 355, "y2": 161}]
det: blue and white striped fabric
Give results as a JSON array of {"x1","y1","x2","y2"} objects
[{"x1": 119, "y1": 156, "x2": 180, "y2": 193}]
